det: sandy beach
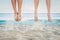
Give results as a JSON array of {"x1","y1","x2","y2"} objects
[{"x1": 0, "y1": 20, "x2": 60, "y2": 40}]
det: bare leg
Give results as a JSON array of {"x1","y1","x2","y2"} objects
[
  {"x1": 11, "y1": 0, "x2": 18, "y2": 21},
  {"x1": 46, "y1": 0, "x2": 51, "y2": 21},
  {"x1": 34, "y1": 0, "x2": 39, "y2": 21},
  {"x1": 18, "y1": 0, "x2": 22, "y2": 21}
]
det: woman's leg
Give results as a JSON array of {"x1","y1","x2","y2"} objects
[
  {"x1": 11, "y1": 0, "x2": 18, "y2": 21},
  {"x1": 46, "y1": 0, "x2": 51, "y2": 21},
  {"x1": 18, "y1": 0, "x2": 22, "y2": 21},
  {"x1": 34, "y1": 0, "x2": 39, "y2": 21}
]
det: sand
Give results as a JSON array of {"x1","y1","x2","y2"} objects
[{"x1": 0, "y1": 21, "x2": 60, "y2": 40}]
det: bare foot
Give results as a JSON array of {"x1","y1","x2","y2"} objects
[
  {"x1": 14, "y1": 13, "x2": 19, "y2": 21},
  {"x1": 48, "y1": 15, "x2": 52, "y2": 22},
  {"x1": 17, "y1": 12, "x2": 22, "y2": 21},
  {"x1": 34, "y1": 16, "x2": 38, "y2": 21},
  {"x1": 48, "y1": 18, "x2": 52, "y2": 22}
]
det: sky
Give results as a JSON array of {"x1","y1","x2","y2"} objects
[{"x1": 0, "y1": 0, "x2": 60, "y2": 13}]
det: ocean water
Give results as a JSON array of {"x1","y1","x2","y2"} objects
[
  {"x1": 0, "y1": 13, "x2": 60, "y2": 20},
  {"x1": 0, "y1": 13, "x2": 60, "y2": 25}
]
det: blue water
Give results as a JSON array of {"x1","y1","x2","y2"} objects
[
  {"x1": 0, "y1": 19, "x2": 60, "y2": 26},
  {"x1": 0, "y1": 20, "x2": 6, "y2": 24},
  {"x1": 0, "y1": 13, "x2": 60, "y2": 25},
  {"x1": 22, "y1": 19, "x2": 60, "y2": 26}
]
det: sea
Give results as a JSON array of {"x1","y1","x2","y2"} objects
[{"x1": 0, "y1": 13, "x2": 60, "y2": 24}]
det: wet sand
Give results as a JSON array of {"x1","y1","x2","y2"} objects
[{"x1": 0, "y1": 21, "x2": 60, "y2": 40}]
